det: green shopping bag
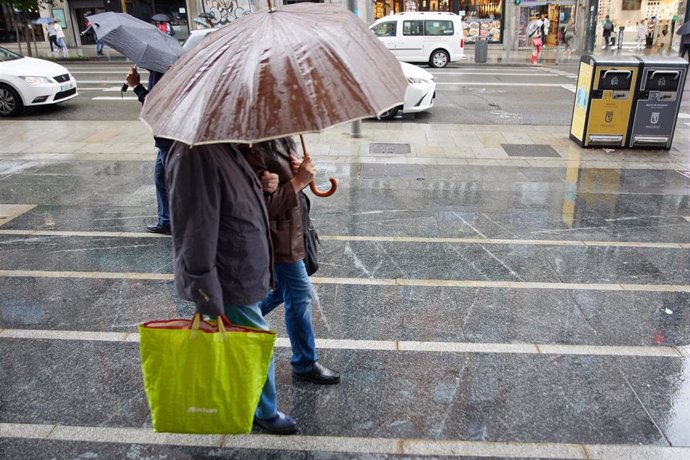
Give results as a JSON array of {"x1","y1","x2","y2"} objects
[{"x1": 139, "y1": 314, "x2": 276, "y2": 434}]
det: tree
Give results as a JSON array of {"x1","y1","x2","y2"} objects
[{"x1": 0, "y1": 0, "x2": 57, "y2": 55}]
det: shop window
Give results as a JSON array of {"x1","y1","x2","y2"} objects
[
  {"x1": 424, "y1": 20, "x2": 454, "y2": 36},
  {"x1": 403, "y1": 20, "x2": 424, "y2": 35}
]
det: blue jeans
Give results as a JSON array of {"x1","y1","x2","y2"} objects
[
  {"x1": 95, "y1": 39, "x2": 104, "y2": 54},
  {"x1": 223, "y1": 302, "x2": 277, "y2": 419},
  {"x1": 154, "y1": 146, "x2": 170, "y2": 227},
  {"x1": 261, "y1": 260, "x2": 318, "y2": 373}
]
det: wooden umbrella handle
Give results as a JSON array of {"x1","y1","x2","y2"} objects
[
  {"x1": 309, "y1": 178, "x2": 337, "y2": 197},
  {"x1": 300, "y1": 134, "x2": 337, "y2": 198}
]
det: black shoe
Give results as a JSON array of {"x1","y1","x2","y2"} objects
[
  {"x1": 146, "y1": 224, "x2": 171, "y2": 235},
  {"x1": 293, "y1": 361, "x2": 340, "y2": 385},
  {"x1": 253, "y1": 411, "x2": 298, "y2": 435}
]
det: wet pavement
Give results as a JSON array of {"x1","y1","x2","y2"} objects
[{"x1": 1, "y1": 62, "x2": 690, "y2": 459}]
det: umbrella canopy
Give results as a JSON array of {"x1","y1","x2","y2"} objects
[
  {"x1": 33, "y1": 17, "x2": 56, "y2": 25},
  {"x1": 677, "y1": 21, "x2": 690, "y2": 36},
  {"x1": 198, "y1": 12, "x2": 215, "y2": 19},
  {"x1": 526, "y1": 19, "x2": 542, "y2": 36},
  {"x1": 152, "y1": 13, "x2": 171, "y2": 22},
  {"x1": 88, "y1": 12, "x2": 183, "y2": 74},
  {"x1": 140, "y1": 3, "x2": 407, "y2": 145}
]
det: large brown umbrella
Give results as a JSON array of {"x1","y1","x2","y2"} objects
[{"x1": 139, "y1": 4, "x2": 407, "y2": 197}]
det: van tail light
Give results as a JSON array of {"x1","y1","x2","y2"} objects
[{"x1": 461, "y1": 39, "x2": 464, "y2": 48}]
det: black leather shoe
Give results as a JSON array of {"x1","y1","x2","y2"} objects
[
  {"x1": 146, "y1": 224, "x2": 171, "y2": 235},
  {"x1": 253, "y1": 411, "x2": 298, "y2": 435},
  {"x1": 293, "y1": 361, "x2": 340, "y2": 385}
]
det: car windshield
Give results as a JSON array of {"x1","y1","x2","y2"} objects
[{"x1": 0, "y1": 47, "x2": 23, "y2": 62}]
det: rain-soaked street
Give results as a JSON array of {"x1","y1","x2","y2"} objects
[{"x1": 1, "y1": 60, "x2": 690, "y2": 459}]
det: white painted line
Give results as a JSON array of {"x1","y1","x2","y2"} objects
[
  {"x1": 1, "y1": 230, "x2": 687, "y2": 249},
  {"x1": 69, "y1": 71, "x2": 147, "y2": 74},
  {"x1": 75, "y1": 80, "x2": 128, "y2": 84},
  {"x1": 92, "y1": 97, "x2": 139, "y2": 101},
  {"x1": 0, "y1": 329, "x2": 683, "y2": 358},
  {"x1": 677, "y1": 113, "x2": 690, "y2": 119},
  {"x1": 436, "y1": 82, "x2": 575, "y2": 88},
  {"x1": 2, "y1": 270, "x2": 690, "y2": 293},
  {"x1": 2, "y1": 423, "x2": 690, "y2": 459},
  {"x1": 432, "y1": 72, "x2": 557, "y2": 77},
  {"x1": 561, "y1": 84, "x2": 576, "y2": 93}
]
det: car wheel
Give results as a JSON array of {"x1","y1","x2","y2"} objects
[
  {"x1": 0, "y1": 84, "x2": 23, "y2": 117},
  {"x1": 429, "y1": 49, "x2": 449, "y2": 68},
  {"x1": 377, "y1": 106, "x2": 401, "y2": 120}
]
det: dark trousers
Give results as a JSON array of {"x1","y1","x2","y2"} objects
[
  {"x1": 681, "y1": 44, "x2": 690, "y2": 61},
  {"x1": 154, "y1": 146, "x2": 170, "y2": 227}
]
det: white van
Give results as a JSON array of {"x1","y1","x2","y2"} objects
[{"x1": 370, "y1": 12, "x2": 464, "y2": 68}]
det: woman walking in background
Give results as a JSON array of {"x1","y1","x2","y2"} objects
[{"x1": 563, "y1": 18, "x2": 575, "y2": 61}]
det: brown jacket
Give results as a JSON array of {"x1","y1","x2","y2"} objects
[{"x1": 241, "y1": 138, "x2": 306, "y2": 264}]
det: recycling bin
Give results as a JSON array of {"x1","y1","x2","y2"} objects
[
  {"x1": 474, "y1": 37, "x2": 488, "y2": 64},
  {"x1": 570, "y1": 55, "x2": 641, "y2": 148},
  {"x1": 628, "y1": 56, "x2": 688, "y2": 149}
]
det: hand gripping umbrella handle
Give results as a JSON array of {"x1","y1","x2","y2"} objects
[{"x1": 299, "y1": 135, "x2": 337, "y2": 198}]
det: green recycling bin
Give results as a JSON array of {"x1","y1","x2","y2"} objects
[
  {"x1": 628, "y1": 56, "x2": 688, "y2": 149},
  {"x1": 570, "y1": 55, "x2": 641, "y2": 148}
]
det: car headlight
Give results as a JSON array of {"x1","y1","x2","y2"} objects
[
  {"x1": 407, "y1": 77, "x2": 429, "y2": 84},
  {"x1": 19, "y1": 76, "x2": 52, "y2": 86}
]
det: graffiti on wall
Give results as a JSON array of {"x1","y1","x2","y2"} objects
[{"x1": 202, "y1": 0, "x2": 256, "y2": 25}]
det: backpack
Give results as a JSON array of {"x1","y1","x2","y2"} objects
[{"x1": 604, "y1": 22, "x2": 613, "y2": 32}]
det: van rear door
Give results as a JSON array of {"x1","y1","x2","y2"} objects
[{"x1": 396, "y1": 19, "x2": 424, "y2": 61}]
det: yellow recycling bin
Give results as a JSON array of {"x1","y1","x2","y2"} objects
[{"x1": 570, "y1": 55, "x2": 641, "y2": 148}]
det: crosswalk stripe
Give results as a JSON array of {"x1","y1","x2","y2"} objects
[
  {"x1": 1, "y1": 270, "x2": 690, "y2": 293},
  {"x1": 1, "y1": 423, "x2": 689, "y2": 459},
  {"x1": 0, "y1": 329, "x2": 685, "y2": 358},
  {"x1": 1, "y1": 229, "x2": 687, "y2": 249}
]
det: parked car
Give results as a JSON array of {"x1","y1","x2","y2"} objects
[
  {"x1": 0, "y1": 46, "x2": 78, "y2": 117},
  {"x1": 370, "y1": 12, "x2": 465, "y2": 68},
  {"x1": 377, "y1": 62, "x2": 436, "y2": 120}
]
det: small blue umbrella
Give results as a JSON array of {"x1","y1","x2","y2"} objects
[{"x1": 33, "y1": 18, "x2": 57, "y2": 25}]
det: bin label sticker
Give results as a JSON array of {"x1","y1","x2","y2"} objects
[
  {"x1": 571, "y1": 62, "x2": 594, "y2": 141},
  {"x1": 605, "y1": 112, "x2": 614, "y2": 123},
  {"x1": 651, "y1": 112, "x2": 660, "y2": 124},
  {"x1": 611, "y1": 76, "x2": 619, "y2": 86}
]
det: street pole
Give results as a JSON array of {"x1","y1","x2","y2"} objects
[
  {"x1": 585, "y1": 0, "x2": 598, "y2": 53},
  {"x1": 346, "y1": 0, "x2": 363, "y2": 138}
]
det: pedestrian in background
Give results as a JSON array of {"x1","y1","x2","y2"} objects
[
  {"x1": 678, "y1": 21, "x2": 690, "y2": 61},
  {"x1": 241, "y1": 137, "x2": 341, "y2": 386},
  {"x1": 530, "y1": 21, "x2": 543, "y2": 64},
  {"x1": 54, "y1": 21, "x2": 69, "y2": 57},
  {"x1": 46, "y1": 21, "x2": 58, "y2": 52},
  {"x1": 563, "y1": 18, "x2": 575, "y2": 61},
  {"x1": 125, "y1": 67, "x2": 172, "y2": 235},
  {"x1": 602, "y1": 15, "x2": 613, "y2": 50},
  {"x1": 80, "y1": 15, "x2": 104, "y2": 56},
  {"x1": 637, "y1": 20, "x2": 647, "y2": 51}
]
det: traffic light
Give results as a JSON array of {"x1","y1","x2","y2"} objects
[{"x1": 514, "y1": 0, "x2": 521, "y2": 5}]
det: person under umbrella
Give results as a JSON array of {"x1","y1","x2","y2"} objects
[
  {"x1": 80, "y1": 15, "x2": 104, "y2": 55},
  {"x1": 140, "y1": 2, "x2": 407, "y2": 436},
  {"x1": 241, "y1": 137, "x2": 341, "y2": 386}
]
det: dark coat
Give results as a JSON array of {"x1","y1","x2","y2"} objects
[
  {"x1": 133, "y1": 70, "x2": 172, "y2": 150},
  {"x1": 240, "y1": 138, "x2": 306, "y2": 264},
  {"x1": 165, "y1": 142, "x2": 273, "y2": 316}
]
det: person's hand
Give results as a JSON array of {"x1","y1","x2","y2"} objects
[
  {"x1": 126, "y1": 67, "x2": 140, "y2": 88},
  {"x1": 289, "y1": 153, "x2": 302, "y2": 176},
  {"x1": 290, "y1": 153, "x2": 315, "y2": 191},
  {"x1": 260, "y1": 171, "x2": 279, "y2": 193}
]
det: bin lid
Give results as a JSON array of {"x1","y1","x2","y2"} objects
[
  {"x1": 580, "y1": 55, "x2": 640, "y2": 66},
  {"x1": 635, "y1": 56, "x2": 690, "y2": 67}
]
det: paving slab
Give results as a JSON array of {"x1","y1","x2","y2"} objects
[{"x1": 0, "y1": 340, "x2": 669, "y2": 445}]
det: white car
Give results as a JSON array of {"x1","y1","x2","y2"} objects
[
  {"x1": 0, "y1": 46, "x2": 78, "y2": 117},
  {"x1": 377, "y1": 62, "x2": 436, "y2": 120}
]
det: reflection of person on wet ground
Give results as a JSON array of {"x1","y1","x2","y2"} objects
[
  {"x1": 241, "y1": 137, "x2": 341, "y2": 386},
  {"x1": 166, "y1": 141, "x2": 299, "y2": 435}
]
